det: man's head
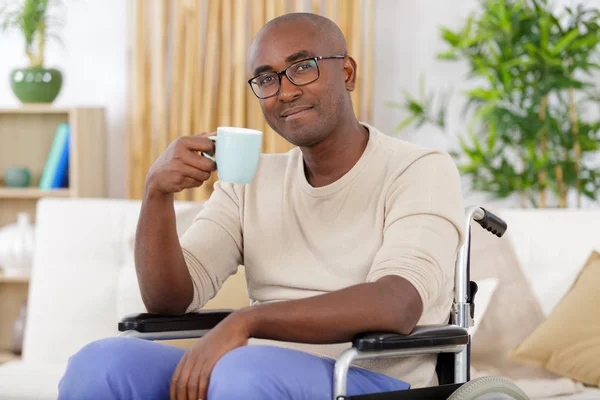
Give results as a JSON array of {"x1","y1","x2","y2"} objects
[{"x1": 248, "y1": 13, "x2": 358, "y2": 147}]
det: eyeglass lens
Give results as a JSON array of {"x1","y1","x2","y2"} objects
[{"x1": 251, "y1": 58, "x2": 319, "y2": 98}]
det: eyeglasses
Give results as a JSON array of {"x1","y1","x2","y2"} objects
[{"x1": 248, "y1": 55, "x2": 346, "y2": 99}]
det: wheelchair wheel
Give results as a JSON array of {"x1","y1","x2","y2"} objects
[{"x1": 447, "y1": 376, "x2": 530, "y2": 400}]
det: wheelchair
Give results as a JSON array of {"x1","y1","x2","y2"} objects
[{"x1": 118, "y1": 206, "x2": 530, "y2": 400}]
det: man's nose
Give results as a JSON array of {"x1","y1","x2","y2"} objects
[{"x1": 278, "y1": 74, "x2": 302, "y2": 102}]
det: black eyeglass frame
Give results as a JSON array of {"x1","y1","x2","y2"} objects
[{"x1": 247, "y1": 55, "x2": 346, "y2": 99}]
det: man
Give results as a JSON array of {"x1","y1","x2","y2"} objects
[{"x1": 58, "y1": 12, "x2": 464, "y2": 400}]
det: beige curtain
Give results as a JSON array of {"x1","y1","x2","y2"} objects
[{"x1": 128, "y1": 0, "x2": 375, "y2": 201}]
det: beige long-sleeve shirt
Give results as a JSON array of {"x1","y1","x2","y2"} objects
[{"x1": 180, "y1": 122, "x2": 465, "y2": 388}]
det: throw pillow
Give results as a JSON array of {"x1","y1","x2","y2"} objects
[
  {"x1": 496, "y1": 209, "x2": 600, "y2": 317},
  {"x1": 468, "y1": 208, "x2": 557, "y2": 380},
  {"x1": 509, "y1": 251, "x2": 600, "y2": 387}
]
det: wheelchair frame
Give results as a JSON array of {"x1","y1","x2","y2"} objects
[{"x1": 118, "y1": 206, "x2": 507, "y2": 400}]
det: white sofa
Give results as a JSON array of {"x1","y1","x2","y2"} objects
[
  {"x1": 0, "y1": 198, "x2": 249, "y2": 400},
  {"x1": 0, "y1": 198, "x2": 598, "y2": 399}
]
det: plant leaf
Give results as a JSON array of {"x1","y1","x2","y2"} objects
[
  {"x1": 394, "y1": 116, "x2": 418, "y2": 133},
  {"x1": 551, "y1": 28, "x2": 580, "y2": 55}
]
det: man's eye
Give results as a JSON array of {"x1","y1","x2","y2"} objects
[
  {"x1": 296, "y1": 63, "x2": 314, "y2": 71},
  {"x1": 259, "y1": 76, "x2": 275, "y2": 85}
]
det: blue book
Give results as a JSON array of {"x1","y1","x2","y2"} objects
[{"x1": 39, "y1": 123, "x2": 70, "y2": 189}]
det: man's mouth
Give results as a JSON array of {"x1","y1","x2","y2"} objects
[{"x1": 280, "y1": 106, "x2": 314, "y2": 120}]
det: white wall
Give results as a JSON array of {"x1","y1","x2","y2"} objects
[
  {"x1": 0, "y1": 0, "x2": 128, "y2": 198},
  {"x1": 373, "y1": 0, "x2": 477, "y2": 149}
]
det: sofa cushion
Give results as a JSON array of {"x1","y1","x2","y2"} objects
[
  {"x1": 116, "y1": 262, "x2": 148, "y2": 319},
  {"x1": 0, "y1": 361, "x2": 65, "y2": 400},
  {"x1": 469, "y1": 213, "x2": 556, "y2": 380},
  {"x1": 510, "y1": 251, "x2": 600, "y2": 387},
  {"x1": 497, "y1": 210, "x2": 600, "y2": 317},
  {"x1": 22, "y1": 198, "x2": 205, "y2": 364}
]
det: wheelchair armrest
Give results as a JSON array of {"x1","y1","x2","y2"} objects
[
  {"x1": 118, "y1": 310, "x2": 233, "y2": 333},
  {"x1": 353, "y1": 324, "x2": 468, "y2": 351}
]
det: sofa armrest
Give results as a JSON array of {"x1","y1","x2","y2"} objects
[
  {"x1": 353, "y1": 325, "x2": 468, "y2": 351},
  {"x1": 118, "y1": 310, "x2": 233, "y2": 333}
]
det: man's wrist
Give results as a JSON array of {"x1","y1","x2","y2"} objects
[
  {"x1": 143, "y1": 183, "x2": 174, "y2": 203},
  {"x1": 229, "y1": 306, "x2": 260, "y2": 338}
]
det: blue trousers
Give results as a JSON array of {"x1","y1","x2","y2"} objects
[{"x1": 58, "y1": 337, "x2": 409, "y2": 399}]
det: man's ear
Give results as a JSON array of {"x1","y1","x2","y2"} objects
[{"x1": 344, "y1": 56, "x2": 358, "y2": 92}]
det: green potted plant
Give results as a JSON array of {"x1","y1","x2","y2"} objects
[
  {"x1": 0, "y1": 0, "x2": 64, "y2": 103},
  {"x1": 390, "y1": 0, "x2": 600, "y2": 208}
]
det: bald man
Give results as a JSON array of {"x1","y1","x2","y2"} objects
[{"x1": 58, "y1": 13, "x2": 465, "y2": 400}]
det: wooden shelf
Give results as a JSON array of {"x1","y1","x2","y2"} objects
[
  {"x1": 0, "y1": 350, "x2": 21, "y2": 364},
  {"x1": 0, "y1": 105, "x2": 72, "y2": 114},
  {"x1": 0, "y1": 187, "x2": 72, "y2": 199},
  {"x1": 0, "y1": 275, "x2": 29, "y2": 284}
]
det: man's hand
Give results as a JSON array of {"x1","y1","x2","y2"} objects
[
  {"x1": 168, "y1": 277, "x2": 422, "y2": 399},
  {"x1": 170, "y1": 313, "x2": 251, "y2": 400},
  {"x1": 146, "y1": 132, "x2": 217, "y2": 196}
]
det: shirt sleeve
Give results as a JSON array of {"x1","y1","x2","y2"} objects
[
  {"x1": 366, "y1": 151, "x2": 465, "y2": 312},
  {"x1": 179, "y1": 180, "x2": 244, "y2": 312}
]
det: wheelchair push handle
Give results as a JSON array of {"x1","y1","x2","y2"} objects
[{"x1": 474, "y1": 207, "x2": 507, "y2": 237}]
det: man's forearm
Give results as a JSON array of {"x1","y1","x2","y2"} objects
[
  {"x1": 134, "y1": 190, "x2": 194, "y2": 315},
  {"x1": 235, "y1": 275, "x2": 423, "y2": 344}
]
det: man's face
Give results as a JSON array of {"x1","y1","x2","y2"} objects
[{"x1": 248, "y1": 21, "x2": 352, "y2": 147}]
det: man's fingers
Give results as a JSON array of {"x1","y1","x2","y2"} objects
[
  {"x1": 186, "y1": 356, "x2": 204, "y2": 400},
  {"x1": 178, "y1": 177, "x2": 204, "y2": 191},
  {"x1": 181, "y1": 134, "x2": 216, "y2": 153},
  {"x1": 197, "y1": 363, "x2": 213, "y2": 400},
  {"x1": 179, "y1": 164, "x2": 212, "y2": 183},
  {"x1": 181, "y1": 152, "x2": 217, "y2": 173},
  {"x1": 176, "y1": 355, "x2": 197, "y2": 400},
  {"x1": 170, "y1": 353, "x2": 187, "y2": 400}
]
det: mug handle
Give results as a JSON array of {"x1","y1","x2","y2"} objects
[{"x1": 202, "y1": 136, "x2": 218, "y2": 162}]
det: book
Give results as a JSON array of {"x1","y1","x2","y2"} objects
[{"x1": 39, "y1": 123, "x2": 70, "y2": 189}]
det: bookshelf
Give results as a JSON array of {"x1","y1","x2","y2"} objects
[
  {"x1": 0, "y1": 105, "x2": 107, "y2": 363},
  {"x1": 0, "y1": 187, "x2": 72, "y2": 199}
]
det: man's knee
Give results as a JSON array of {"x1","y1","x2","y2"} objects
[
  {"x1": 209, "y1": 346, "x2": 290, "y2": 399},
  {"x1": 58, "y1": 337, "x2": 138, "y2": 399}
]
